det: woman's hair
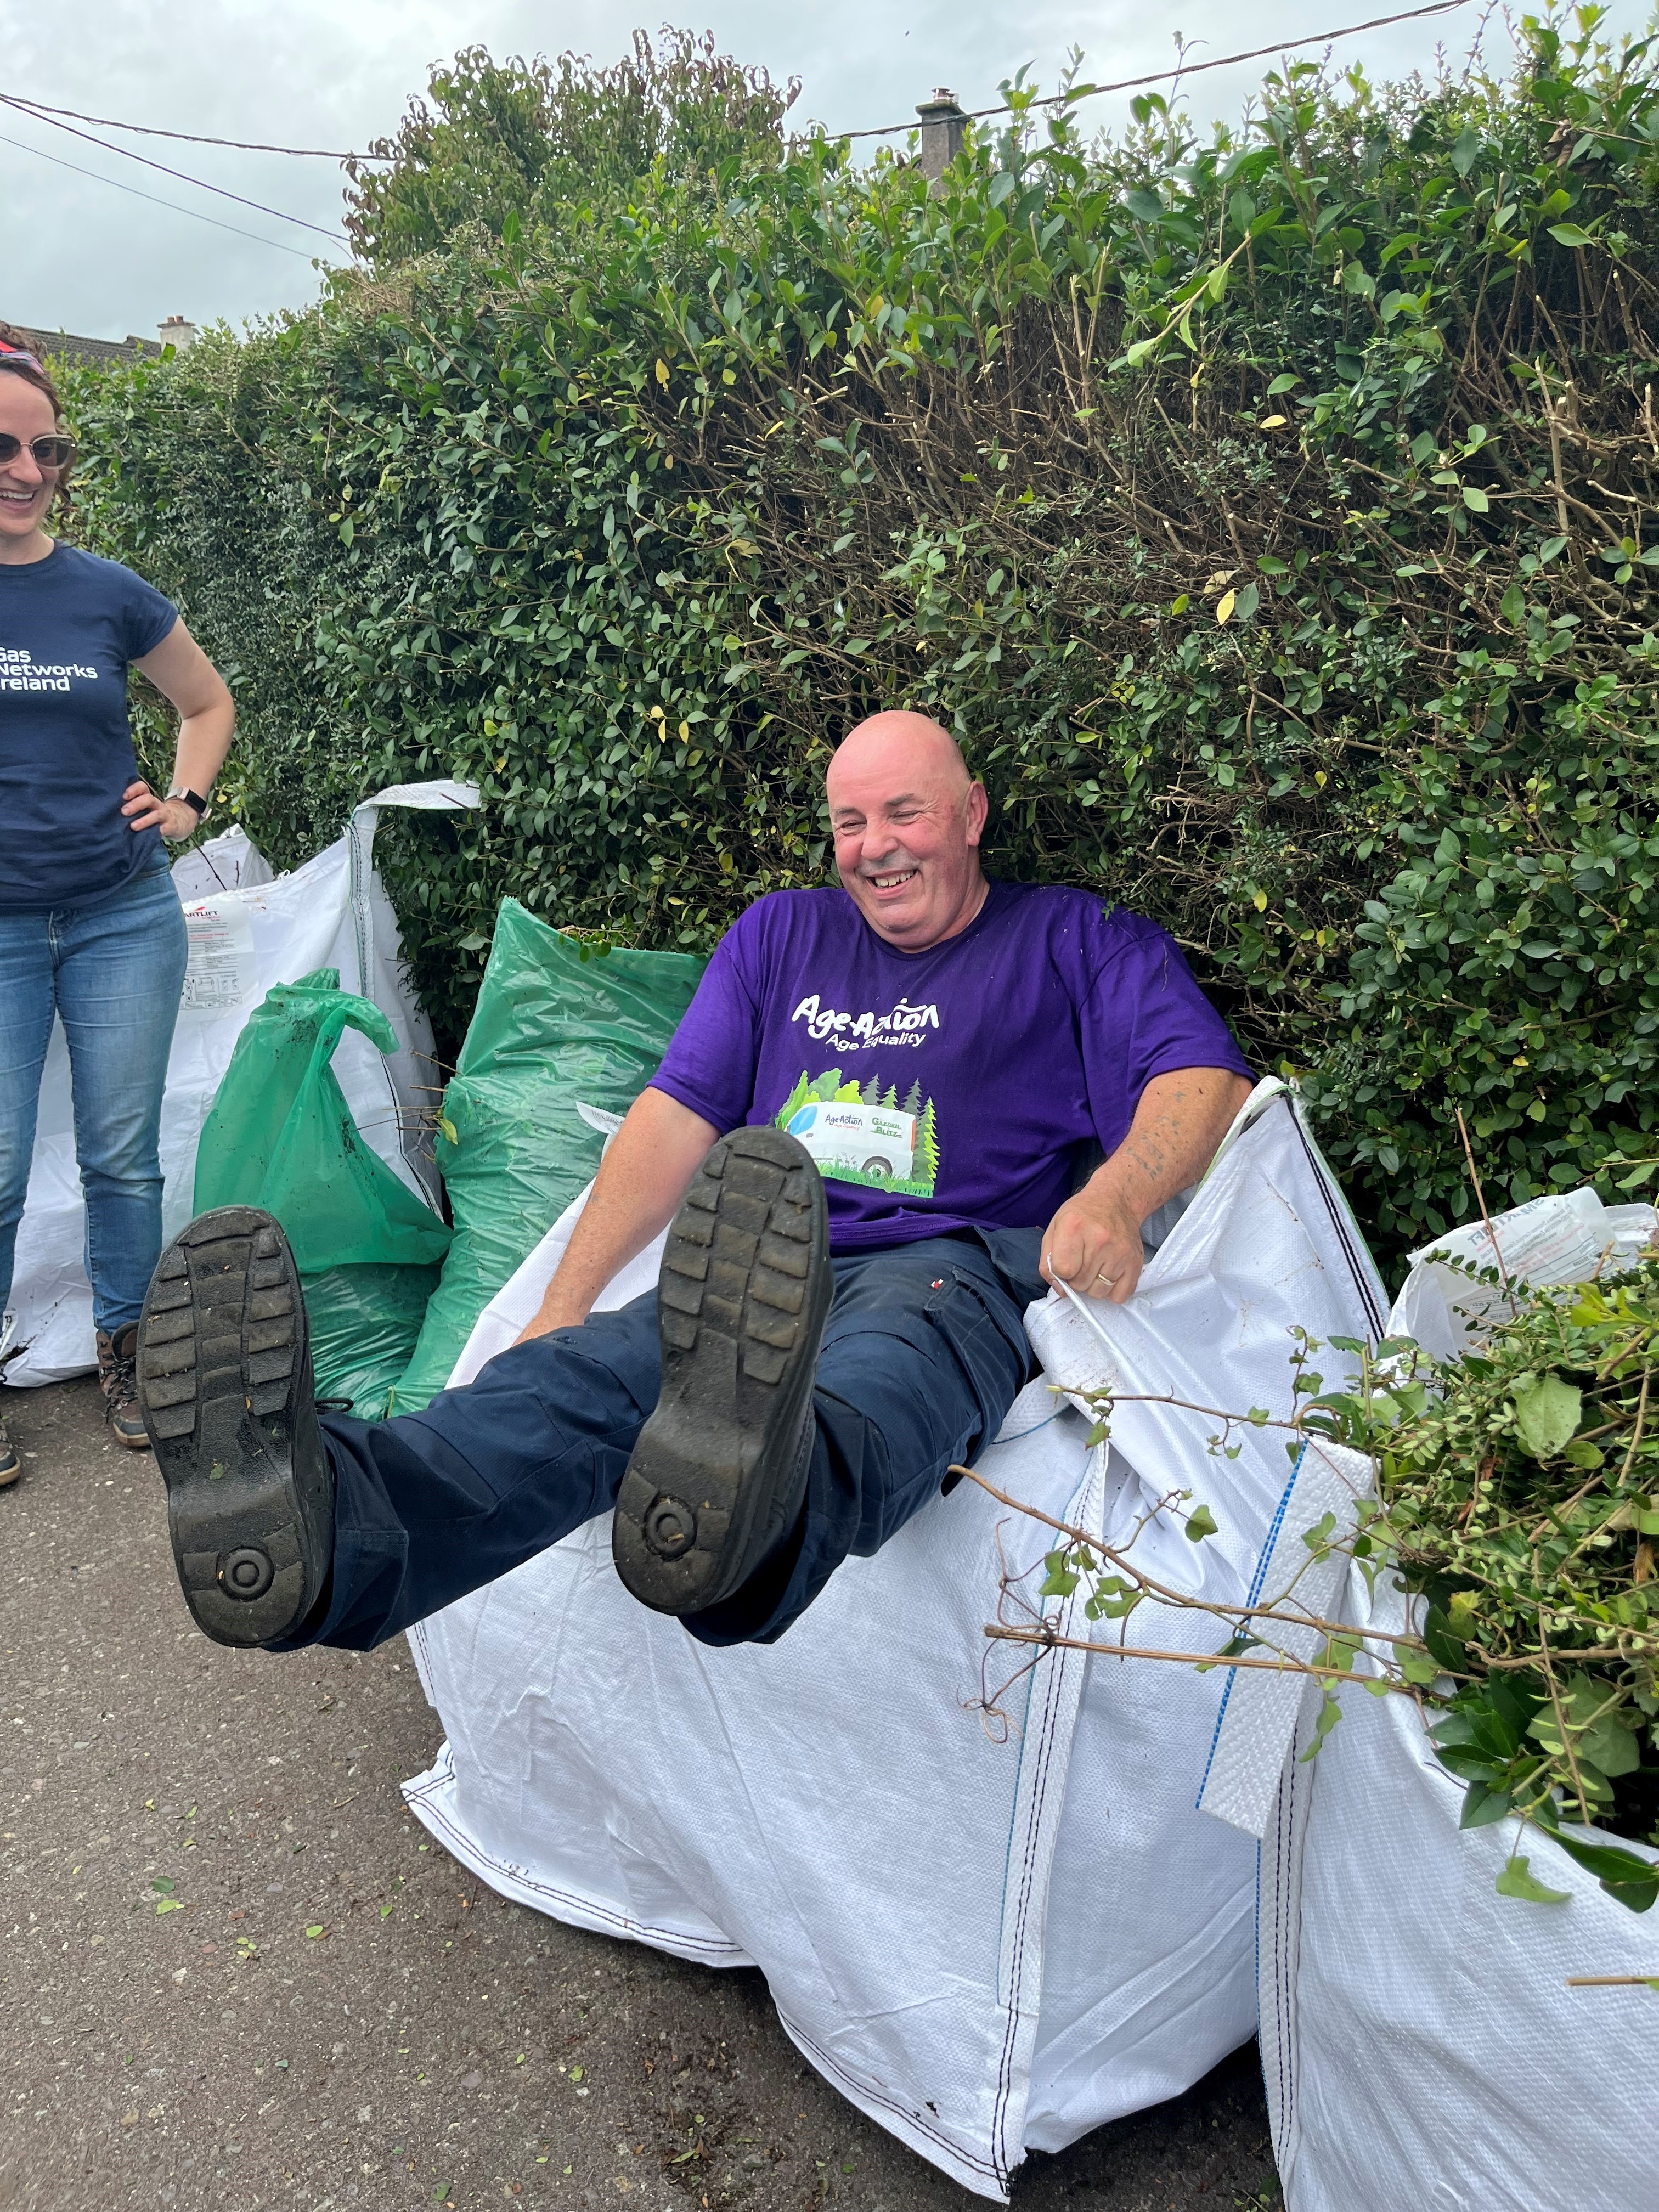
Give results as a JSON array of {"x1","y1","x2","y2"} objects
[
  {"x1": 0, "y1": 320, "x2": 72, "y2": 509},
  {"x1": 0, "y1": 323, "x2": 64, "y2": 417}
]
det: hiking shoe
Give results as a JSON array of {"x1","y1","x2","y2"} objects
[
  {"x1": 614, "y1": 1127, "x2": 831, "y2": 1616},
  {"x1": 137, "y1": 1206, "x2": 334, "y2": 1648},
  {"x1": 97, "y1": 1323, "x2": 151, "y2": 1448},
  {"x1": 0, "y1": 1413, "x2": 19, "y2": 1489}
]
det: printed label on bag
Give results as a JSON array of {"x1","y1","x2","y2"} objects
[{"x1": 181, "y1": 900, "x2": 257, "y2": 1014}]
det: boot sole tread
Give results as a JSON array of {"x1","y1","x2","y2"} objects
[
  {"x1": 137, "y1": 1206, "x2": 319, "y2": 1648},
  {"x1": 613, "y1": 1127, "x2": 830, "y2": 1615}
]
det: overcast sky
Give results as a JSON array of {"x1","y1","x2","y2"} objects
[{"x1": 2, "y1": 0, "x2": 1649, "y2": 344}]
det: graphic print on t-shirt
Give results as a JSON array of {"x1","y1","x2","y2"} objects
[
  {"x1": 774, "y1": 1069, "x2": 940, "y2": 1196},
  {"x1": 0, "y1": 645, "x2": 100, "y2": 692},
  {"x1": 787, "y1": 990, "x2": 939, "y2": 1054}
]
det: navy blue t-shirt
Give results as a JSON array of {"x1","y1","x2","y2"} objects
[{"x1": 0, "y1": 541, "x2": 178, "y2": 910}]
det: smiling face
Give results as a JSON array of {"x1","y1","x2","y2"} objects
[
  {"x1": 0, "y1": 374, "x2": 61, "y2": 559},
  {"x1": 826, "y1": 712, "x2": 989, "y2": 953}
]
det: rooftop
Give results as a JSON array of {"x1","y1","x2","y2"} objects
[{"x1": 18, "y1": 325, "x2": 163, "y2": 370}]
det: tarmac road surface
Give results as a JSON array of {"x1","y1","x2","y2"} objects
[{"x1": 1, "y1": 1376, "x2": 1280, "y2": 2212}]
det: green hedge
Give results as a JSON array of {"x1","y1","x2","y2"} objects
[{"x1": 59, "y1": 16, "x2": 1659, "y2": 1272}]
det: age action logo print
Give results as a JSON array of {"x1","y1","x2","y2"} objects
[
  {"x1": 774, "y1": 1069, "x2": 940, "y2": 1197},
  {"x1": 790, "y1": 991, "x2": 939, "y2": 1055}
]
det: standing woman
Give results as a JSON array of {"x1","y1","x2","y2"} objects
[{"x1": 0, "y1": 325, "x2": 235, "y2": 1487}]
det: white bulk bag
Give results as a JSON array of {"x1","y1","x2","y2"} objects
[
  {"x1": 1389, "y1": 1182, "x2": 1657, "y2": 1362},
  {"x1": 403, "y1": 1082, "x2": 1385, "y2": 2197},
  {"x1": 1249, "y1": 1566, "x2": 1659, "y2": 2212},
  {"x1": 1201, "y1": 1187, "x2": 1659, "y2": 2212},
  {"x1": 167, "y1": 820, "x2": 275, "y2": 898},
  {"x1": 1, "y1": 780, "x2": 476, "y2": 1386}
]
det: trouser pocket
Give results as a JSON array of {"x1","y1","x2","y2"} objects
[{"x1": 923, "y1": 1266, "x2": 1036, "y2": 1483}]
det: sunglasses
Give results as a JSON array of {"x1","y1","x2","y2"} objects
[{"x1": 0, "y1": 433, "x2": 76, "y2": 470}]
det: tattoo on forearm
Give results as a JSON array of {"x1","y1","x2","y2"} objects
[{"x1": 1097, "y1": 1073, "x2": 1239, "y2": 1215}]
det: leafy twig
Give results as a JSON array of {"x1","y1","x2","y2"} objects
[
  {"x1": 1455, "y1": 1105, "x2": 1515, "y2": 1311},
  {"x1": 983, "y1": 1622, "x2": 1413, "y2": 1688}
]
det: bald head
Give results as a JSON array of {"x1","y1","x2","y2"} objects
[
  {"x1": 825, "y1": 710, "x2": 989, "y2": 953},
  {"x1": 828, "y1": 712, "x2": 972, "y2": 803}
]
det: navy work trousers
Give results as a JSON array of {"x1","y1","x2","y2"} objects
[{"x1": 286, "y1": 1227, "x2": 1047, "y2": 1654}]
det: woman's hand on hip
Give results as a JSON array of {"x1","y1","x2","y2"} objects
[{"x1": 121, "y1": 780, "x2": 198, "y2": 841}]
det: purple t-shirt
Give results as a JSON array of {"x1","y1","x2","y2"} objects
[{"x1": 649, "y1": 879, "x2": 1251, "y2": 1251}]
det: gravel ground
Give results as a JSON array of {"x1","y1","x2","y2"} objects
[{"x1": 2, "y1": 1376, "x2": 1280, "y2": 2212}]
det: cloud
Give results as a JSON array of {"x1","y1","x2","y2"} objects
[{"x1": 0, "y1": 0, "x2": 1615, "y2": 344}]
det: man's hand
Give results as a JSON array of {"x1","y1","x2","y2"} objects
[
  {"x1": 1041, "y1": 1186, "x2": 1148, "y2": 1306},
  {"x1": 1040, "y1": 1065, "x2": 1255, "y2": 1305}
]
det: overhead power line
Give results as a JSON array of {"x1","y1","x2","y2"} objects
[
  {"x1": 4, "y1": 0, "x2": 1469, "y2": 175},
  {"x1": 834, "y1": 0, "x2": 1470, "y2": 140},
  {"x1": 0, "y1": 128, "x2": 320, "y2": 259},
  {"x1": 0, "y1": 92, "x2": 380, "y2": 161},
  {"x1": 0, "y1": 95, "x2": 349, "y2": 240},
  {"x1": 0, "y1": 0, "x2": 1471, "y2": 255}
]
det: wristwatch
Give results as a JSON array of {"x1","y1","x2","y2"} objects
[{"x1": 166, "y1": 787, "x2": 210, "y2": 818}]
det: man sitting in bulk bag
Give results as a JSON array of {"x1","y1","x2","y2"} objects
[{"x1": 135, "y1": 714, "x2": 1254, "y2": 1654}]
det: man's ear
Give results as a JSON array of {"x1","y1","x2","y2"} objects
[{"x1": 964, "y1": 780, "x2": 989, "y2": 846}]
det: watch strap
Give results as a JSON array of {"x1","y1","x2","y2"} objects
[{"x1": 167, "y1": 787, "x2": 210, "y2": 818}]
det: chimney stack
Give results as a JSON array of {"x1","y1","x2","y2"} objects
[
  {"x1": 158, "y1": 315, "x2": 197, "y2": 353},
  {"x1": 916, "y1": 89, "x2": 967, "y2": 191}
]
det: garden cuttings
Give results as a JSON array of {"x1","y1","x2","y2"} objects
[
  {"x1": 1342, "y1": 1256, "x2": 1659, "y2": 1909},
  {"x1": 1014, "y1": 1222, "x2": 1659, "y2": 1915}
]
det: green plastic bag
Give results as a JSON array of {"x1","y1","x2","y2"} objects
[
  {"x1": 391, "y1": 901, "x2": 706, "y2": 1412},
  {"x1": 193, "y1": 970, "x2": 452, "y2": 1418},
  {"x1": 296, "y1": 1262, "x2": 443, "y2": 1421}
]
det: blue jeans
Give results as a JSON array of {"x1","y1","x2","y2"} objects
[
  {"x1": 289, "y1": 1228, "x2": 1048, "y2": 1652},
  {"x1": 0, "y1": 854, "x2": 189, "y2": 1336}
]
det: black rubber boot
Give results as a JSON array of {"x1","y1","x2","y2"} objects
[
  {"x1": 137, "y1": 1206, "x2": 334, "y2": 1649},
  {"x1": 613, "y1": 1127, "x2": 831, "y2": 1616}
]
